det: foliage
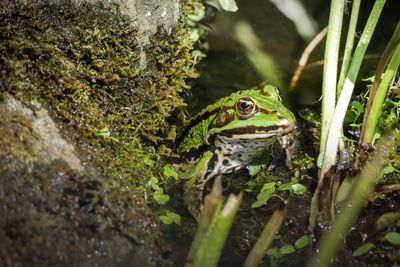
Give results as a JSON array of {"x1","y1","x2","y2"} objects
[{"x1": 250, "y1": 178, "x2": 307, "y2": 208}]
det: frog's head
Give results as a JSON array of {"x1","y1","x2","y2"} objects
[{"x1": 206, "y1": 84, "x2": 296, "y2": 142}]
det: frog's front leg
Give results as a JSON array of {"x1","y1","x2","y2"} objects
[
  {"x1": 278, "y1": 132, "x2": 296, "y2": 169},
  {"x1": 176, "y1": 151, "x2": 215, "y2": 220}
]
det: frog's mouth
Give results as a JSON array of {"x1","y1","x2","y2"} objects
[{"x1": 217, "y1": 122, "x2": 295, "y2": 139}]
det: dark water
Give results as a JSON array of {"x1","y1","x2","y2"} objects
[
  {"x1": 189, "y1": 0, "x2": 329, "y2": 114},
  {"x1": 189, "y1": 0, "x2": 400, "y2": 114}
]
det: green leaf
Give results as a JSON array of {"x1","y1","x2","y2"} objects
[
  {"x1": 352, "y1": 243, "x2": 374, "y2": 257},
  {"x1": 159, "y1": 210, "x2": 181, "y2": 225},
  {"x1": 266, "y1": 247, "x2": 280, "y2": 258},
  {"x1": 251, "y1": 196, "x2": 270, "y2": 208},
  {"x1": 279, "y1": 244, "x2": 296, "y2": 255},
  {"x1": 256, "y1": 187, "x2": 275, "y2": 201},
  {"x1": 352, "y1": 100, "x2": 364, "y2": 114},
  {"x1": 166, "y1": 211, "x2": 181, "y2": 224},
  {"x1": 218, "y1": 0, "x2": 238, "y2": 12},
  {"x1": 379, "y1": 165, "x2": 396, "y2": 178},
  {"x1": 159, "y1": 215, "x2": 173, "y2": 224},
  {"x1": 260, "y1": 182, "x2": 276, "y2": 192},
  {"x1": 278, "y1": 182, "x2": 292, "y2": 192},
  {"x1": 384, "y1": 232, "x2": 400, "y2": 245},
  {"x1": 344, "y1": 110, "x2": 357, "y2": 123},
  {"x1": 252, "y1": 182, "x2": 277, "y2": 208},
  {"x1": 248, "y1": 164, "x2": 261, "y2": 177},
  {"x1": 291, "y1": 183, "x2": 307, "y2": 195},
  {"x1": 154, "y1": 188, "x2": 170, "y2": 205},
  {"x1": 163, "y1": 165, "x2": 179, "y2": 180},
  {"x1": 372, "y1": 131, "x2": 381, "y2": 144},
  {"x1": 294, "y1": 235, "x2": 310, "y2": 249}
]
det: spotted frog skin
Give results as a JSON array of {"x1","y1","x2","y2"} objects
[{"x1": 173, "y1": 84, "x2": 296, "y2": 218}]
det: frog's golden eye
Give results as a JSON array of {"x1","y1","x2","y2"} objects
[{"x1": 235, "y1": 97, "x2": 256, "y2": 118}]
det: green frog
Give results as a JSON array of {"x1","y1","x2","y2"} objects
[{"x1": 173, "y1": 84, "x2": 296, "y2": 218}]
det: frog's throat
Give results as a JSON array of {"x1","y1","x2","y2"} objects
[{"x1": 208, "y1": 123, "x2": 295, "y2": 141}]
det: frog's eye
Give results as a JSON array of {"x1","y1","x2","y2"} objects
[{"x1": 235, "y1": 97, "x2": 256, "y2": 118}]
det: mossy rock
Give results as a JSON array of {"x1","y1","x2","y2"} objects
[{"x1": 0, "y1": 0, "x2": 201, "y2": 265}]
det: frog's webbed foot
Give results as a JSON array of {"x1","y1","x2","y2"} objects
[
  {"x1": 183, "y1": 182, "x2": 205, "y2": 221},
  {"x1": 175, "y1": 151, "x2": 215, "y2": 220}
]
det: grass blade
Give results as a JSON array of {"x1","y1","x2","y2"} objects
[
  {"x1": 319, "y1": 0, "x2": 345, "y2": 157},
  {"x1": 319, "y1": 0, "x2": 386, "y2": 179},
  {"x1": 243, "y1": 202, "x2": 287, "y2": 267},
  {"x1": 336, "y1": 0, "x2": 362, "y2": 96}
]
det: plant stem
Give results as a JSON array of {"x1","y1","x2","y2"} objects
[
  {"x1": 193, "y1": 192, "x2": 242, "y2": 267},
  {"x1": 243, "y1": 202, "x2": 287, "y2": 267},
  {"x1": 311, "y1": 135, "x2": 394, "y2": 267},
  {"x1": 319, "y1": 0, "x2": 345, "y2": 158},
  {"x1": 289, "y1": 27, "x2": 328, "y2": 92},
  {"x1": 359, "y1": 22, "x2": 400, "y2": 145},
  {"x1": 362, "y1": 42, "x2": 400, "y2": 144},
  {"x1": 319, "y1": 0, "x2": 386, "y2": 179},
  {"x1": 337, "y1": 0, "x2": 362, "y2": 97},
  {"x1": 186, "y1": 177, "x2": 223, "y2": 266}
]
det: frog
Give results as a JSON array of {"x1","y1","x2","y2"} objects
[{"x1": 172, "y1": 84, "x2": 296, "y2": 218}]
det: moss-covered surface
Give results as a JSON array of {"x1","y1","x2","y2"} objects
[{"x1": 0, "y1": 0, "x2": 201, "y2": 265}]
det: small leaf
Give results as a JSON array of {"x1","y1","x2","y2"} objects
[
  {"x1": 248, "y1": 164, "x2": 261, "y2": 177},
  {"x1": 260, "y1": 182, "x2": 276, "y2": 192},
  {"x1": 279, "y1": 244, "x2": 296, "y2": 255},
  {"x1": 256, "y1": 186, "x2": 275, "y2": 200},
  {"x1": 352, "y1": 101, "x2": 364, "y2": 114},
  {"x1": 278, "y1": 182, "x2": 292, "y2": 192},
  {"x1": 344, "y1": 110, "x2": 357, "y2": 123},
  {"x1": 166, "y1": 211, "x2": 181, "y2": 224},
  {"x1": 159, "y1": 215, "x2": 173, "y2": 224},
  {"x1": 150, "y1": 176, "x2": 160, "y2": 190},
  {"x1": 154, "y1": 189, "x2": 170, "y2": 205},
  {"x1": 372, "y1": 131, "x2": 381, "y2": 144},
  {"x1": 352, "y1": 243, "x2": 374, "y2": 257},
  {"x1": 384, "y1": 232, "x2": 400, "y2": 245},
  {"x1": 163, "y1": 165, "x2": 179, "y2": 180},
  {"x1": 159, "y1": 210, "x2": 181, "y2": 225},
  {"x1": 266, "y1": 247, "x2": 280, "y2": 258},
  {"x1": 252, "y1": 182, "x2": 276, "y2": 208},
  {"x1": 294, "y1": 235, "x2": 309, "y2": 249},
  {"x1": 379, "y1": 165, "x2": 396, "y2": 178},
  {"x1": 251, "y1": 196, "x2": 271, "y2": 208},
  {"x1": 218, "y1": 0, "x2": 238, "y2": 12},
  {"x1": 291, "y1": 183, "x2": 307, "y2": 195}
]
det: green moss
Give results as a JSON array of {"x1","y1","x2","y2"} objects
[
  {"x1": 0, "y1": 0, "x2": 203, "y2": 265},
  {"x1": 0, "y1": 0, "x2": 199, "y2": 186}
]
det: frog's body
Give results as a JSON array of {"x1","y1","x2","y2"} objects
[{"x1": 173, "y1": 85, "x2": 296, "y2": 218}]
